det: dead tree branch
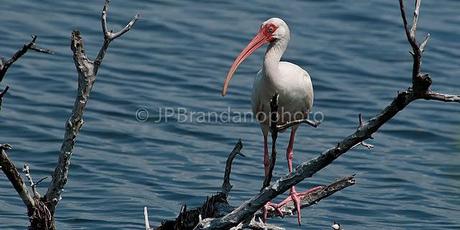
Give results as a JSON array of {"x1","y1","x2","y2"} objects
[
  {"x1": 0, "y1": 144, "x2": 35, "y2": 213},
  {"x1": 0, "y1": 1, "x2": 138, "y2": 229},
  {"x1": 0, "y1": 85, "x2": 9, "y2": 110},
  {"x1": 263, "y1": 175, "x2": 355, "y2": 218},
  {"x1": 222, "y1": 139, "x2": 244, "y2": 195},
  {"x1": 262, "y1": 95, "x2": 280, "y2": 189},
  {"x1": 44, "y1": 0, "x2": 138, "y2": 216},
  {"x1": 424, "y1": 91, "x2": 460, "y2": 103},
  {"x1": 194, "y1": 1, "x2": 459, "y2": 229},
  {"x1": 145, "y1": 207, "x2": 153, "y2": 230},
  {"x1": 155, "y1": 140, "x2": 352, "y2": 229},
  {"x1": 0, "y1": 36, "x2": 51, "y2": 111},
  {"x1": 276, "y1": 115, "x2": 320, "y2": 132},
  {"x1": 155, "y1": 141, "x2": 243, "y2": 230},
  {"x1": 0, "y1": 35, "x2": 52, "y2": 82}
]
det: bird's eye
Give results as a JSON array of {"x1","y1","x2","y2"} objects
[{"x1": 266, "y1": 25, "x2": 276, "y2": 34}]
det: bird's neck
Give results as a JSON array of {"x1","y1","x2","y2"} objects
[{"x1": 263, "y1": 38, "x2": 288, "y2": 80}]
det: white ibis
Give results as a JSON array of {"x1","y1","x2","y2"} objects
[{"x1": 222, "y1": 18, "x2": 319, "y2": 225}]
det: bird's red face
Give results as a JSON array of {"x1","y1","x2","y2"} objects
[{"x1": 221, "y1": 23, "x2": 279, "y2": 96}]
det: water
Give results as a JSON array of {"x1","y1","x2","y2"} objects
[{"x1": 1, "y1": 0, "x2": 459, "y2": 229}]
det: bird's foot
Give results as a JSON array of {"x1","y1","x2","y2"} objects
[
  {"x1": 262, "y1": 201, "x2": 285, "y2": 222},
  {"x1": 271, "y1": 185, "x2": 323, "y2": 225}
]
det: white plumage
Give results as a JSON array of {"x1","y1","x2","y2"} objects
[{"x1": 221, "y1": 18, "x2": 315, "y2": 225}]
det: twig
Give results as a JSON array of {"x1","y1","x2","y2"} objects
[
  {"x1": 0, "y1": 35, "x2": 52, "y2": 82},
  {"x1": 23, "y1": 163, "x2": 40, "y2": 199},
  {"x1": 94, "y1": 0, "x2": 140, "y2": 73},
  {"x1": 222, "y1": 140, "x2": 244, "y2": 195},
  {"x1": 0, "y1": 144, "x2": 35, "y2": 213},
  {"x1": 0, "y1": 86, "x2": 9, "y2": 110},
  {"x1": 276, "y1": 118, "x2": 320, "y2": 132},
  {"x1": 156, "y1": 142, "x2": 244, "y2": 229},
  {"x1": 424, "y1": 91, "x2": 460, "y2": 103},
  {"x1": 44, "y1": 0, "x2": 138, "y2": 214},
  {"x1": 399, "y1": 0, "x2": 428, "y2": 86},
  {"x1": 0, "y1": 85, "x2": 9, "y2": 99},
  {"x1": 262, "y1": 94, "x2": 280, "y2": 189},
  {"x1": 144, "y1": 207, "x2": 151, "y2": 230},
  {"x1": 352, "y1": 114, "x2": 374, "y2": 150}
]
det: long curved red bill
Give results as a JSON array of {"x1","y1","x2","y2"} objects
[{"x1": 222, "y1": 31, "x2": 269, "y2": 96}]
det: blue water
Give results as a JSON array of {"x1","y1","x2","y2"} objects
[{"x1": 1, "y1": 0, "x2": 459, "y2": 229}]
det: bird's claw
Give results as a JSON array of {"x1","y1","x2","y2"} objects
[
  {"x1": 262, "y1": 186, "x2": 323, "y2": 224},
  {"x1": 291, "y1": 191, "x2": 302, "y2": 225},
  {"x1": 262, "y1": 201, "x2": 285, "y2": 223}
]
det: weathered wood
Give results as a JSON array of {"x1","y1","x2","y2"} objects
[
  {"x1": 0, "y1": 144, "x2": 35, "y2": 213},
  {"x1": 44, "y1": 1, "x2": 139, "y2": 217},
  {"x1": 0, "y1": 35, "x2": 52, "y2": 81},
  {"x1": 0, "y1": 1, "x2": 138, "y2": 229}
]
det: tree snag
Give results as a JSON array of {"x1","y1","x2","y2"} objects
[{"x1": 0, "y1": 1, "x2": 138, "y2": 229}]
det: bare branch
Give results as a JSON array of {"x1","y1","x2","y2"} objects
[
  {"x1": 23, "y1": 164, "x2": 41, "y2": 199},
  {"x1": 95, "y1": 0, "x2": 140, "y2": 72},
  {"x1": 44, "y1": 31, "x2": 91, "y2": 213},
  {"x1": 45, "y1": 2, "x2": 138, "y2": 214},
  {"x1": 410, "y1": 0, "x2": 421, "y2": 39},
  {"x1": 398, "y1": 0, "x2": 415, "y2": 46},
  {"x1": 0, "y1": 35, "x2": 52, "y2": 82},
  {"x1": 156, "y1": 141, "x2": 244, "y2": 229},
  {"x1": 0, "y1": 85, "x2": 9, "y2": 98},
  {"x1": 110, "y1": 14, "x2": 140, "y2": 40},
  {"x1": 195, "y1": 76, "x2": 440, "y2": 229},
  {"x1": 276, "y1": 118, "x2": 320, "y2": 132},
  {"x1": 0, "y1": 86, "x2": 10, "y2": 110},
  {"x1": 423, "y1": 91, "x2": 460, "y2": 103},
  {"x1": 352, "y1": 114, "x2": 374, "y2": 150},
  {"x1": 144, "y1": 207, "x2": 152, "y2": 230},
  {"x1": 420, "y1": 33, "x2": 430, "y2": 52},
  {"x1": 263, "y1": 94, "x2": 280, "y2": 189},
  {"x1": 222, "y1": 140, "x2": 244, "y2": 195},
  {"x1": 101, "y1": 0, "x2": 110, "y2": 39},
  {"x1": 399, "y1": 0, "x2": 423, "y2": 83},
  {"x1": 0, "y1": 144, "x2": 35, "y2": 213}
]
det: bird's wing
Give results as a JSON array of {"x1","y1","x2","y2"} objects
[{"x1": 251, "y1": 69, "x2": 264, "y2": 115}]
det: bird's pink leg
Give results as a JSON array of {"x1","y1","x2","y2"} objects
[
  {"x1": 262, "y1": 134, "x2": 274, "y2": 222},
  {"x1": 286, "y1": 128, "x2": 303, "y2": 225},
  {"x1": 286, "y1": 128, "x2": 296, "y2": 172},
  {"x1": 263, "y1": 129, "x2": 323, "y2": 223},
  {"x1": 284, "y1": 128, "x2": 320, "y2": 225}
]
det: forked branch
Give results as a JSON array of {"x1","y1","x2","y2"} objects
[
  {"x1": 44, "y1": 1, "x2": 138, "y2": 215},
  {"x1": 0, "y1": 35, "x2": 52, "y2": 82}
]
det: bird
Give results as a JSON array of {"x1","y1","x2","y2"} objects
[{"x1": 221, "y1": 18, "x2": 319, "y2": 225}]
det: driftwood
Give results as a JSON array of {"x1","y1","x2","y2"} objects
[
  {"x1": 147, "y1": 1, "x2": 458, "y2": 229},
  {"x1": 0, "y1": 1, "x2": 138, "y2": 229}
]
